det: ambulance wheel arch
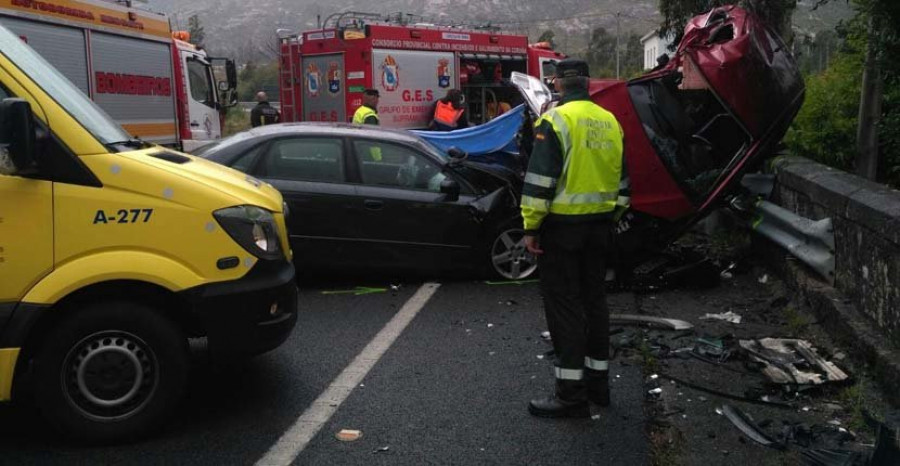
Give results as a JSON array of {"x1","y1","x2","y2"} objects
[{"x1": 31, "y1": 295, "x2": 190, "y2": 442}]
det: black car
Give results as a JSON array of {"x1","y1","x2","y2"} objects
[{"x1": 195, "y1": 123, "x2": 537, "y2": 279}]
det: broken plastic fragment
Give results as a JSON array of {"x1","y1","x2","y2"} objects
[
  {"x1": 336, "y1": 429, "x2": 362, "y2": 442},
  {"x1": 721, "y1": 405, "x2": 784, "y2": 449},
  {"x1": 610, "y1": 314, "x2": 694, "y2": 330},
  {"x1": 700, "y1": 311, "x2": 742, "y2": 324}
]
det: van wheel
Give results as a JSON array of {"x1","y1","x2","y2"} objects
[
  {"x1": 33, "y1": 301, "x2": 188, "y2": 443},
  {"x1": 489, "y1": 226, "x2": 538, "y2": 280}
]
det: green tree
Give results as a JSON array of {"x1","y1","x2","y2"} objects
[
  {"x1": 623, "y1": 33, "x2": 644, "y2": 77},
  {"x1": 187, "y1": 14, "x2": 205, "y2": 48},
  {"x1": 237, "y1": 61, "x2": 279, "y2": 102},
  {"x1": 658, "y1": 0, "x2": 797, "y2": 44},
  {"x1": 586, "y1": 27, "x2": 616, "y2": 77},
  {"x1": 536, "y1": 30, "x2": 556, "y2": 48}
]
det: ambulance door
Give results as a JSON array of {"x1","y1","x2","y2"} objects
[
  {"x1": 301, "y1": 53, "x2": 346, "y2": 123},
  {"x1": 0, "y1": 83, "x2": 53, "y2": 328}
]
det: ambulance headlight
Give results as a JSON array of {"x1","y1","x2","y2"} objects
[{"x1": 214, "y1": 205, "x2": 282, "y2": 260}]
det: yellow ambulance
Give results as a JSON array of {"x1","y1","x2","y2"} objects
[{"x1": 0, "y1": 23, "x2": 297, "y2": 442}]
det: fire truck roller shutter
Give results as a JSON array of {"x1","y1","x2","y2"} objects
[
  {"x1": 301, "y1": 53, "x2": 346, "y2": 123},
  {"x1": 90, "y1": 32, "x2": 176, "y2": 145},
  {"x1": 371, "y1": 49, "x2": 456, "y2": 130},
  {"x1": 0, "y1": 17, "x2": 90, "y2": 95}
]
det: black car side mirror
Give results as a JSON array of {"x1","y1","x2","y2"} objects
[
  {"x1": 440, "y1": 178, "x2": 460, "y2": 202},
  {"x1": 0, "y1": 98, "x2": 37, "y2": 175},
  {"x1": 447, "y1": 147, "x2": 467, "y2": 166}
]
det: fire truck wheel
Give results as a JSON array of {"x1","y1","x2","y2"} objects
[
  {"x1": 488, "y1": 226, "x2": 539, "y2": 280},
  {"x1": 33, "y1": 301, "x2": 189, "y2": 443}
]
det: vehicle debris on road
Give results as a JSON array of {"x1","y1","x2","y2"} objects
[
  {"x1": 336, "y1": 429, "x2": 363, "y2": 442},
  {"x1": 700, "y1": 311, "x2": 743, "y2": 324},
  {"x1": 610, "y1": 314, "x2": 694, "y2": 331},
  {"x1": 739, "y1": 338, "x2": 849, "y2": 385}
]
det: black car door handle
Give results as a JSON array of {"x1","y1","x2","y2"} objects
[{"x1": 364, "y1": 200, "x2": 384, "y2": 211}]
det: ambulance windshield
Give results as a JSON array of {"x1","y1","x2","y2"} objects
[{"x1": 0, "y1": 24, "x2": 130, "y2": 145}]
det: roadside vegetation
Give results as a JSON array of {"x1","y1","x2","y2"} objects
[{"x1": 785, "y1": 0, "x2": 900, "y2": 187}]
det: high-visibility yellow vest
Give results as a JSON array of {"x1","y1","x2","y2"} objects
[
  {"x1": 352, "y1": 105, "x2": 379, "y2": 125},
  {"x1": 521, "y1": 101, "x2": 623, "y2": 227}
]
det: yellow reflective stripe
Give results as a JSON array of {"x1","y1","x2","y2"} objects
[
  {"x1": 521, "y1": 194, "x2": 551, "y2": 210},
  {"x1": 553, "y1": 190, "x2": 618, "y2": 205},
  {"x1": 0, "y1": 348, "x2": 20, "y2": 401},
  {"x1": 549, "y1": 110, "x2": 572, "y2": 157},
  {"x1": 585, "y1": 357, "x2": 609, "y2": 371},
  {"x1": 524, "y1": 173, "x2": 557, "y2": 188},
  {"x1": 617, "y1": 195, "x2": 631, "y2": 207},
  {"x1": 555, "y1": 367, "x2": 584, "y2": 380}
]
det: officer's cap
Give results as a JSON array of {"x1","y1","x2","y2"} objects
[
  {"x1": 555, "y1": 59, "x2": 590, "y2": 78},
  {"x1": 363, "y1": 88, "x2": 380, "y2": 97}
]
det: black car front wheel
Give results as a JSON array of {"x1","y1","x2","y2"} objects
[
  {"x1": 33, "y1": 301, "x2": 189, "y2": 443},
  {"x1": 489, "y1": 227, "x2": 538, "y2": 280}
]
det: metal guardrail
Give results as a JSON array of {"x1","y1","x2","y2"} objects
[{"x1": 750, "y1": 200, "x2": 835, "y2": 283}]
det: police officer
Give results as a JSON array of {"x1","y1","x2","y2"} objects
[
  {"x1": 250, "y1": 91, "x2": 280, "y2": 127},
  {"x1": 521, "y1": 58, "x2": 625, "y2": 418},
  {"x1": 352, "y1": 89, "x2": 380, "y2": 125}
]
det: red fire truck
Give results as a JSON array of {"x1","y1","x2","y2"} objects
[
  {"x1": 0, "y1": 0, "x2": 237, "y2": 151},
  {"x1": 279, "y1": 13, "x2": 565, "y2": 129}
]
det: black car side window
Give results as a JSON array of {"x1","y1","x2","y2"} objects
[
  {"x1": 353, "y1": 140, "x2": 446, "y2": 192},
  {"x1": 262, "y1": 137, "x2": 344, "y2": 182}
]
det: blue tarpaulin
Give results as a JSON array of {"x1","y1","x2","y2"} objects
[{"x1": 411, "y1": 104, "x2": 524, "y2": 156}]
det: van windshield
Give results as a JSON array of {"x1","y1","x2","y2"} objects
[{"x1": 0, "y1": 24, "x2": 130, "y2": 145}]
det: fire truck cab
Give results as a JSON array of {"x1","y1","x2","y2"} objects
[{"x1": 279, "y1": 13, "x2": 565, "y2": 129}]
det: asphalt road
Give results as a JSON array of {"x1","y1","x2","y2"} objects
[{"x1": 0, "y1": 279, "x2": 647, "y2": 465}]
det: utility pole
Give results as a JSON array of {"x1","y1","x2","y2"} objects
[{"x1": 615, "y1": 12, "x2": 621, "y2": 79}]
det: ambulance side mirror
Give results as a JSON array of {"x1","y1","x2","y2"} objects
[{"x1": 0, "y1": 98, "x2": 37, "y2": 176}]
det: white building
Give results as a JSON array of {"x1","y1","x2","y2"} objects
[{"x1": 640, "y1": 30, "x2": 675, "y2": 70}]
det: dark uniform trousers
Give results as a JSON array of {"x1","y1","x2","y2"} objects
[{"x1": 538, "y1": 217, "x2": 613, "y2": 402}]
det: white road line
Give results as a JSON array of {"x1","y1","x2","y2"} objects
[{"x1": 256, "y1": 282, "x2": 441, "y2": 466}]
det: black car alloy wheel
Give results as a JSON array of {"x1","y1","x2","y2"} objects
[{"x1": 490, "y1": 227, "x2": 538, "y2": 280}]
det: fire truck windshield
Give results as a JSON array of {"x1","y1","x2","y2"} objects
[{"x1": 0, "y1": 24, "x2": 130, "y2": 146}]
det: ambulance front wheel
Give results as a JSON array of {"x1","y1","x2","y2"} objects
[{"x1": 33, "y1": 300, "x2": 189, "y2": 443}]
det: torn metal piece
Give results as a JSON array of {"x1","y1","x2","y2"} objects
[
  {"x1": 799, "y1": 449, "x2": 861, "y2": 466},
  {"x1": 658, "y1": 373, "x2": 793, "y2": 409},
  {"x1": 721, "y1": 404, "x2": 785, "y2": 450},
  {"x1": 700, "y1": 311, "x2": 742, "y2": 324},
  {"x1": 739, "y1": 338, "x2": 849, "y2": 385},
  {"x1": 610, "y1": 314, "x2": 694, "y2": 331}
]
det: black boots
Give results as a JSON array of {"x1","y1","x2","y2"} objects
[
  {"x1": 529, "y1": 372, "x2": 610, "y2": 418},
  {"x1": 586, "y1": 369, "x2": 610, "y2": 407},
  {"x1": 528, "y1": 379, "x2": 589, "y2": 418}
]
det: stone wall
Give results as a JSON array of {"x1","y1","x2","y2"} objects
[{"x1": 772, "y1": 156, "x2": 900, "y2": 347}]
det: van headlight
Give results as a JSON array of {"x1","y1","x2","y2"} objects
[{"x1": 214, "y1": 205, "x2": 282, "y2": 260}]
